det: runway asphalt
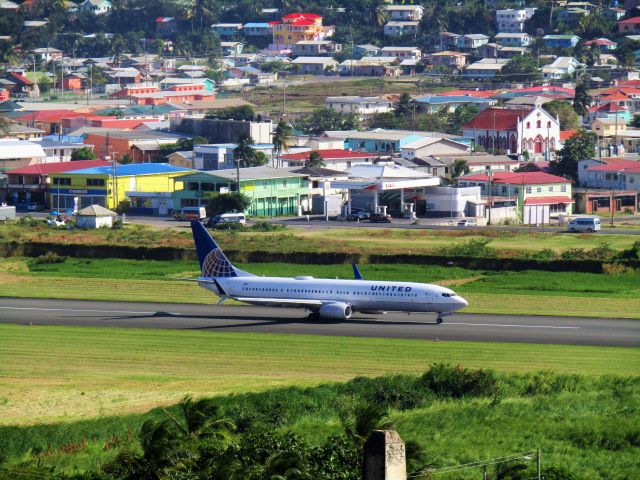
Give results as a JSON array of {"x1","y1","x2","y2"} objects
[{"x1": 1, "y1": 297, "x2": 638, "y2": 347}]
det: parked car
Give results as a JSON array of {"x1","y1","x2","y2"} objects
[
  {"x1": 207, "y1": 212, "x2": 247, "y2": 227},
  {"x1": 368, "y1": 213, "x2": 392, "y2": 223},
  {"x1": 457, "y1": 219, "x2": 476, "y2": 227},
  {"x1": 27, "y1": 203, "x2": 45, "y2": 211},
  {"x1": 174, "y1": 206, "x2": 206, "y2": 221},
  {"x1": 345, "y1": 208, "x2": 371, "y2": 221}
]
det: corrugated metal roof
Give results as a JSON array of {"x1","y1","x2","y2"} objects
[
  {"x1": 0, "y1": 139, "x2": 46, "y2": 159},
  {"x1": 68, "y1": 163, "x2": 193, "y2": 176}
]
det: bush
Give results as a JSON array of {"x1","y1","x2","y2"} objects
[
  {"x1": 529, "y1": 248, "x2": 556, "y2": 261},
  {"x1": 542, "y1": 466, "x2": 577, "y2": 480},
  {"x1": 602, "y1": 263, "x2": 635, "y2": 275},
  {"x1": 589, "y1": 242, "x2": 614, "y2": 261},
  {"x1": 213, "y1": 222, "x2": 245, "y2": 231},
  {"x1": 618, "y1": 240, "x2": 640, "y2": 261},
  {"x1": 30, "y1": 253, "x2": 67, "y2": 265},
  {"x1": 521, "y1": 371, "x2": 585, "y2": 396},
  {"x1": 438, "y1": 239, "x2": 495, "y2": 257},
  {"x1": 250, "y1": 222, "x2": 286, "y2": 232},
  {"x1": 560, "y1": 248, "x2": 587, "y2": 261},
  {"x1": 420, "y1": 364, "x2": 499, "y2": 399},
  {"x1": 17, "y1": 216, "x2": 41, "y2": 227}
]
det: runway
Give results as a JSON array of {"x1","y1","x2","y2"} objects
[{"x1": 0, "y1": 297, "x2": 638, "y2": 347}]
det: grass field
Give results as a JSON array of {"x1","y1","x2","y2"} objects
[
  {"x1": 2, "y1": 257, "x2": 639, "y2": 318},
  {"x1": 1, "y1": 323, "x2": 638, "y2": 426}
]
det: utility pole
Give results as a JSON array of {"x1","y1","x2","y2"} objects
[
  {"x1": 487, "y1": 166, "x2": 492, "y2": 226},
  {"x1": 536, "y1": 448, "x2": 541, "y2": 480}
]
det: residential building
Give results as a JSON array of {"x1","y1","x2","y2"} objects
[
  {"x1": 457, "y1": 171, "x2": 573, "y2": 222},
  {"x1": 353, "y1": 44, "x2": 380, "y2": 59},
  {"x1": 292, "y1": 40, "x2": 341, "y2": 56},
  {"x1": 428, "y1": 51, "x2": 468, "y2": 69},
  {"x1": 78, "y1": 0, "x2": 111, "y2": 15},
  {"x1": 29, "y1": 47, "x2": 62, "y2": 61},
  {"x1": 243, "y1": 22, "x2": 272, "y2": 36},
  {"x1": 383, "y1": 21, "x2": 419, "y2": 37},
  {"x1": 291, "y1": 56, "x2": 338, "y2": 74},
  {"x1": 496, "y1": 8, "x2": 536, "y2": 33},
  {"x1": 605, "y1": 6, "x2": 626, "y2": 21},
  {"x1": 345, "y1": 130, "x2": 426, "y2": 153},
  {"x1": 462, "y1": 105, "x2": 561, "y2": 157},
  {"x1": 173, "y1": 167, "x2": 311, "y2": 216},
  {"x1": 542, "y1": 34, "x2": 580, "y2": 48},
  {"x1": 477, "y1": 43, "x2": 528, "y2": 59},
  {"x1": 494, "y1": 32, "x2": 531, "y2": 47},
  {"x1": 48, "y1": 163, "x2": 194, "y2": 213},
  {"x1": 0, "y1": 139, "x2": 46, "y2": 172},
  {"x1": 618, "y1": 16, "x2": 640, "y2": 34},
  {"x1": 82, "y1": 130, "x2": 185, "y2": 163},
  {"x1": 414, "y1": 95, "x2": 497, "y2": 114},
  {"x1": 582, "y1": 159, "x2": 640, "y2": 192},
  {"x1": 324, "y1": 96, "x2": 394, "y2": 117},
  {"x1": 542, "y1": 57, "x2": 582, "y2": 80},
  {"x1": 170, "y1": 117, "x2": 272, "y2": 145},
  {"x1": 379, "y1": 46, "x2": 421, "y2": 60},
  {"x1": 456, "y1": 34, "x2": 490, "y2": 50},
  {"x1": 279, "y1": 149, "x2": 377, "y2": 171},
  {"x1": 400, "y1": 137, "x2": 470, "y2": 160},
  {"x1": 2, "y1": 159, "x2": 110, "y2": 208},
  {"x1": 338, "y1": 57, "x2": 400, "y2": 77},
  {"x1": 557, "y1": 7, "x2": 590, "y2": 25},
  {"x1": 4, "y1": 72, "x2": 38, "y2": 97},
  {"x1": 38, "y1": 140, "x2": 90, "y2": 163},
  {"x1": 385, "y1": 4, "x2": 424, "y2": 21},
  {"x1": 221, "y1": 41, "x2": 244, "y2": 56},
  {"x1": 271, "y1": 13, "x2": 333, "y2": 50},
  {"x1": 211, "y1": 23, "x2": 243, "y2": 37},
  {"x1": 464, "y1": 58, "x2": 509, "y2": 79},
  {"x1": 584, "y1": 38, "x2": 617, "y2": 51},
  {"x1": 192, "y1": 143, "x2": 273, "y2": 170},
  {"x1": 228, "y1": 66, "x2": 275, "y2": 85}
]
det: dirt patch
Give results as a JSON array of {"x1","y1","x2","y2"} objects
[{"x1": 436, "y1": 276, "x2": 482, "y2": 286}]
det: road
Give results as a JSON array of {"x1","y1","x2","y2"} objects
[{"x1": 1, "y1": 298, "x2": 638, "y2": 347}]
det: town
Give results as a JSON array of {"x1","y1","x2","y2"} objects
[{"x1": 0, "y1": 1, "x2": 639, "y2": 479}]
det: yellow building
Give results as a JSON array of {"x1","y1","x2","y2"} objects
[
  {"x1": 592, "y1": 117, "x2": 626, "y2": 139},
  {"x1": 48, "y1": 163, "x2": 193, "y2": 214},
  {"x1": 271, "y1": 13, "x2": 332, "y2": 48}
]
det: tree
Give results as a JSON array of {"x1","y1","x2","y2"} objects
[
  {"x1": 343, "y1": 404, "x2": 392, "y2": 449},
  {"x1": 394, "y1": 93, "x2": 413, "y2": 117},
  {"x1": 293, "y1": 107, "x2": 357, "y2": 135},
  {"x1": 543, "y1": 100, "x2": 580, "y2": 130},
  {"x1": 0, "y1": 113, "x2": 10, "y2": 136},
  {"x1": 306, "y1": 151, "x2": 325, "y2": 167},
  {"x1": 233, "y1": 134, "x2": 256, "y2": 191},
  {"x1": 273, "y1": 120, "x2": 293, "y2": 168},
  {"x1": 206, "y1": 104, "x2": 255, "y2": 120},
  {"x1": 573, "y1": 82, "x2": 592, "y2": 117},
  {"x1": 501, "y1": 55, "x2": 541, "y2": 82},
  {"x1": 451, "y1": 159, "x2": 469, "y2": 179},
  {"x1": 206, "y1": 192, "x2": 252, "y2": 217},
  {"x1": 71, "y1": 147, "x2": 96, "y2": 160},
  {"x1": 37, "y1": 76, "x2": 53, "y2": 94},
  {"x1": 550, "y1": 129, "x2": 597, "y2": 181}
]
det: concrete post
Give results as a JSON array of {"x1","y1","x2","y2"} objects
[{"x1": 363, "y1": 430, "x2": 406, "y2": 480}]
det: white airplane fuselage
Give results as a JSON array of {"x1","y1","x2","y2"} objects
[{"x1": 200, "y1": 275, "x2": 468, "y2": 315}]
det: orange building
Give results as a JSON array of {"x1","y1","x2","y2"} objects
[{"x1": 271, "y1": 13, "x2": 333, "y2": 50}]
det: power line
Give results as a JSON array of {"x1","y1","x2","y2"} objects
[{"x1": 408, "y1": 450, "x2": 537, "y2": 478}]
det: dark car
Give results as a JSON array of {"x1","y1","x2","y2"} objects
[
  {"x1": 345, "y1": 208, "x2": 370, "y2": 221},
  {"x1": 368, "y1": 213, "x2": 392, "y2": 223}
]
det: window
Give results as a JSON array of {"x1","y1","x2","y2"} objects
[
  {"x1": 187, "y1": 182, "x2": 200, "y2": 191},
  {"x1": 53, "y1": 177, "x2": 71, "y2": 186},
  {"x1": 549, "y1": 186, "x2": 554, "y2": 192},
  {"x1": 86, "y1": 178, "x2": 105, "y2": 186},
  {"x1": 526, "y1": 122, "x2": 530, "y2": 128},
  {"x1": 201, "y1": 182, "x2": 215, "y2": 191},
  {"x1": 536, "y1": 187, "x2": 542, "y2": 193},
  {"x1": 561, "y1": 185, "x2": 567, "y2": 192},
  {"x1": 526, "y1": 186, "x2": 532, "y2": 194},
  {"x1": 536, "y1": 120, "x2": 541, "y2": 128}
]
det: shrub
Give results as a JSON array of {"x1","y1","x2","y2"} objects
[
  {"x1": 530, "y1": 248, "x2": 556, "y2": 261},
  {"x1": 438, "y1": 238, "x2": 495, "y2": 257},
  {"x1": 30, "y1": 253, "x2": 67, "y2": 265},
  {"x1": 17, "y1": 216, "x2": 41, "y2": 227},
  {"x1": 213, "y1": 222, "x2": 245, "y2": 231},
  {"x1": 589, "y1": 242, "x2": 614, "y2": 261},
  {"x1": 420, "y1": 364, "x2": 499, "y2": 398},
  {"x1": 542, "y1": 466, "x2": 577, "y2": 480},
  {"x1": 560, "y1": 248, "x2": 587, "y2": 261},
  {"x1": 618, "y1": 240, "x2": 640, "y2": 261},
  {"x1": 602, "y1": 263, "x2": 634, "y2": 275},
  {"x1": 521, "y1": 371, "x2": 586, "y2": 396},
  {"x1": 250, "y1": 222, "x2": 286, "y2": 232}
]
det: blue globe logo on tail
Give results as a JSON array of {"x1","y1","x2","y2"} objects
[{"x1": 202, "y1": 248, "x2": 237, "y2": 278}]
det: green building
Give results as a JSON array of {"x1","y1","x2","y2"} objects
[{"x1": 173, "y1": 167, "x2": 311, "y2": 216}]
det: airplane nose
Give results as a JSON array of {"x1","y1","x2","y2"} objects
[{"x1": 457, "y1": 296, "x2": 468, "y2": 308}]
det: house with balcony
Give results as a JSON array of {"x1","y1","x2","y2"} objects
[
  {"x1": 496, "y1": 8, "x2": 536, "y2": 33},
  {"x1": 270, "y1": 12, "x2": 333, "y2": 51},
  {"x1": 464, "y1": 58, "x2": 509, "y2": 79},
  {"x1": 385, "y1": 5, "x2": 424, "y2": 21},
  {"x1": 211, "y1": 23, "x2": 243, "y2": 37},
  {"x1": 543, "y1": 34, "x2": 580, "y2": 48},
  {"x1": 78, "y1": 0, "x2": 111, "y2": 15},
  {"x1": 243, "y1": 22, "x2": 272, "y2": 36},
  {"x1": 353, "y1": 44, "x2": 380, "y2": 59},
  {"x1": 293, "y1": 40, "x2": 341, "y2": 56},
  {"x1": 428, "y1": 51, "x2": 468, "y2": 70},
  {"x1": 379, "y1": 46, "x2": 421, "y2": 60},
  {"x1": 494, "y1": 32, "x2": 531, "y2": 47},
  {"x1": 541, "y1": 57, "x2": 582, "y2": 80},
  {"x1": 456, "y1": 34, "x2": 490, "y2": 50},
  {"x1": 291, "y1": 56, "x2": 338, "y2": 74},
  {"x1": 384, "y1": 21, "x2": 419, "y2": 37}
]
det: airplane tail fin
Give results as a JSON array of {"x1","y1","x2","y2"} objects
[
  {"x1": 352, "y1": 263, "x2": 363, "y2": 280},
  {"x1": 191, "y1": 221, "x2": 254, "y2": 278}
]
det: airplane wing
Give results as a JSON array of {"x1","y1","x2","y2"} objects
[{"x1": 233, "y1": 297, "x2": 325, "y2": 308}]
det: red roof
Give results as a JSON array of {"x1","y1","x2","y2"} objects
[
  {"x1": 585, "y1": 38, "x2": 617, "y2": 46},
  {"x1": 282, "y1": 12, "x2": 322, "y2": 20},
  {"x1": 560, "y1": 130, "x2": 578, "y2": 140},
  {"x1": 14, "y1": 109, "x2": 83, "y2": 122},
  {"x1": 289, "y1": 19, "x2": 315, "y2": 25},
  {"x1": 618, "y1": 17, "x2": 640, "y2": 24},
  {"x1": 524, "y1": 196, "x2": 574, "y2": 205},
  {"x1": 596, "y1": 102, "x2": 627, "y2": 112},
  {"x1": 600, "y1": 92, "x2": 631, "y2": 101},
  {"x1": 8, "y1": 72, "x2": 33, "y2": 86},
  {"x1": 280, "y1": 149, "x2": 375, "y2": 160},
  {"x1": 587, "y1": 160, "x2": 640, "y2": 173},
  {"x1": 463, "y1": 107, "x2": 531, "y2": 131},
  {"x1": 460, "y1": 171, "x2": 570, "y2": 185},
  {"x1": 6, "y1": 159, "x2": 110, "y2": 175}
]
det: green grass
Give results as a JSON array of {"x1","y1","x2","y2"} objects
[{"x1": 1, "y1": 324, "x2": 638, "y2": 426}]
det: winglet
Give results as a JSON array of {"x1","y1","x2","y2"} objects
[{"x1": 352, "y1": 263, "x2": 363, "y2": 280}]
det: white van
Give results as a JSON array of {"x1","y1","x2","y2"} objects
[
  {"x1": 208, "y1": 212, "x2": 246, "y2": 226},
  {"x1": 568, "y1": 216, "x2": 601, "y2": 233},
  {"x1": 174, "y1": 206, "x2": 207, "y2": 221}
]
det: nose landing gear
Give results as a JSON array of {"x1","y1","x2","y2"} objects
[{"x1": 435, "y1": 312, "x2": 451, "y2": 324}]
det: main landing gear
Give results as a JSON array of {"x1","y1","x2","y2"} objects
[{"x1": 436, "y1": 313, "x2": 451, "y2": 324}]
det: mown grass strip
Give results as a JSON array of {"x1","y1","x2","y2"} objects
[{"x1": 0, "y1": 324, "x2": 638, "y2": 425}]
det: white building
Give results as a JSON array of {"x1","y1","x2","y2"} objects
[
  {"x1": 496, "y1": 8, "x2": 537, "y2": 33},
  {"x1": 462, "y1": 104, "x2": 561, "y2": 157},
  {"x1": 379, "y1": 46, "x2": 422, "y2": 60},
  {"x1": 385, "y1": 5, "x2": 424, "y2": 21},
  {"x1": 401, "y1": 137, "x2": 470, "y2": 160},
  {"x1": 325, "y1": 96, "x2": 394, "y2": 117},
  {"x1": 78, "y1": 0, "x2": 112, "y2": 15},
  {"x1": 542, "y1": 57, "x2": 582, "y2": 80},
  {"x1": 384, "y1": 21, "x2": 419, "y2": 37},
  {"x1": 193, "y1": 143, "x2": 274, "y2": 170}
]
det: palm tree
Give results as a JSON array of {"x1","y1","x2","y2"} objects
[
  {"x1": 306, "y1": 151, "x2": 324, "y2": 167},
  {"x1": 273, "y1": 120, "x2": 293, "y2": 168},
  {"x1": 343, "y1": 404, "x2": 393, "y2": 449},
  {"x1": 165, "y1": 395, "x2": 236, "y2": 441},
  {"x1": 371, "y1": 2, "x2": 389, "y2": 28},
  {"x1": 233, "y1": 134, "x2": 256, "y2": 191}
]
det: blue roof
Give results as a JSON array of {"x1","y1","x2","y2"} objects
[
  {"x1": 42, "y1": 134, "x2": 86, "y2": 143},
  {"x1": 244, "y1": 22, "x2": 270, "y2": 28},
  {"x1": 415, "y1": 95, "x2": 495, "y2": 104},
  {"x1": 67, "y1": 163, "x2": 192, "y2": 176}
]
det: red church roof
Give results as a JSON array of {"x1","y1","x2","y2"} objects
[
  {"x1": 463, "y1": 107, "x2": 531, "y2": 131},
  {"x1": 6, "y1": 159, "x2": 110, "y2": 175},
  {"x1": 280, "y1": 149, "x2": 375, "y2": 160},
  {"x1": 282, "y1": 12, "x2": 322, "y2": 20},
  {"x1": 460, "y1": 171, "x2": 570, "y2": 185}
]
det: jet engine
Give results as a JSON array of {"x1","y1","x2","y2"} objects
[{"x1": 318, "y1": 302, "x2": 352, "y2": 320}]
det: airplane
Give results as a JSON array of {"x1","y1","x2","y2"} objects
[{"x1": 191, "y1": 221, "x2": 468, "y2": 323}]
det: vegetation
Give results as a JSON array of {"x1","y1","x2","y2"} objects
[
  {"x1": 206, "y1": 192, "x2": 252, "y2": 217},
  {"x1": 551, "y1": 129, "x2": 597, "y2": 181},
  {"x1": 0, "y1": 354, "x2": 638, "y2": 478},
  {"x1": 205, "y1": 105, "x2": 256, "y2": 121},
  {"x1": 70, "y1": 147, "x2": 96, "y2": 161},
  {"x1": 543, "y1": 100, "x2": 579, "y2": 130},
  {"x1": 306, "y1": 151, "x2": 325, "y2": 167},
  {"x1": 293, "y1": 107, "x2": 360, "y2": 135}
]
